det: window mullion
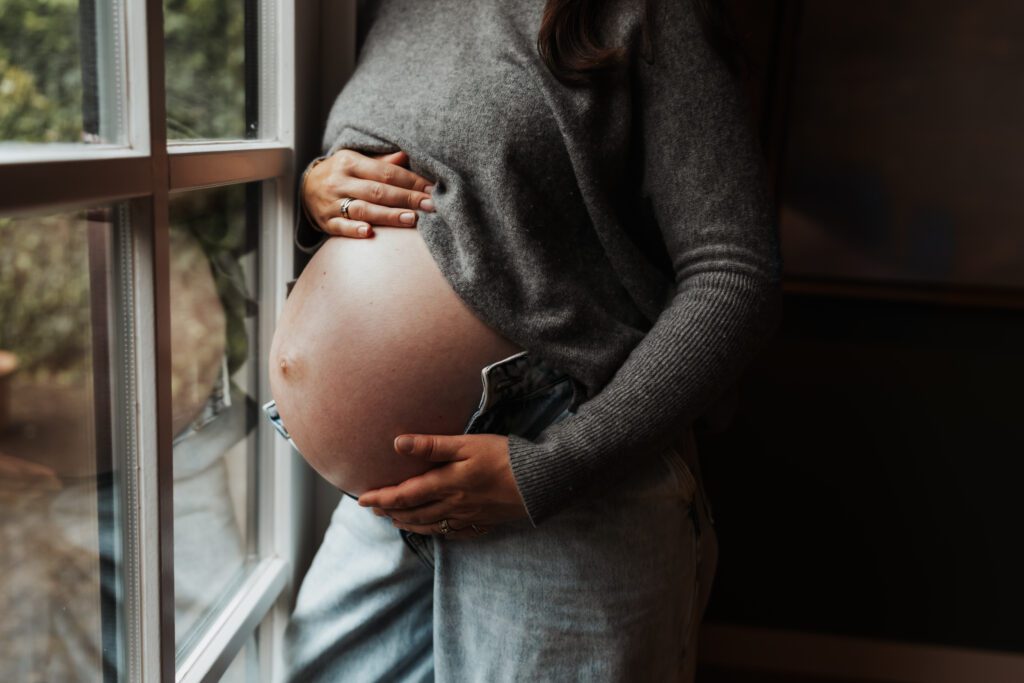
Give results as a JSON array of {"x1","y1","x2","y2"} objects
[
  {"x1": 128, "y1": 196, "x2": 165, "y2": 683},
  {"x1": 258, "y1": 175, "x2": 298, "y2": 683},
  {"x1": 137, "y1": 0, "x2": 174, "y2": 678},
  {"x1": 0, "y1": 157, "x2": 152, "y2": 214},
  {"x1": 168, "y1": 146, "x2": 289, "y2": 192},
  {"x1": 260, "y1": 0, "x2": 301, "y2": 678},
  {"x1": 175, "y1": 558, "x2": 288, "y2": 683},
  {"x1": 126, "y1": 0, "x2": 152, "y2": 154}
]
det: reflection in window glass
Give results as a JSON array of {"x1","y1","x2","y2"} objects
[
  {"x1": 0, "y1": 0, "x2": 126, "y2": 144},
  {"x1": 164, "y1": 0, "x2": 270, "y2": 140},
  {"x1": 170, "y1": 184, "x2": 260, "y2": 660},
  {"x1": 0, "y1": 206, "x2": 131, "y2": 679}
]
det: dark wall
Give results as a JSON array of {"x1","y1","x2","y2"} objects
[
  {"x1": 703, "y1": 0, "x2": 1024, "y2": 654},
  {"x1": 700, "y1": 296, "x2": 1024, "y2": 652}
]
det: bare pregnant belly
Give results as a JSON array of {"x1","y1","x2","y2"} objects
[{"x1": 268, "y1": 228, "x2": 522, "y2": 495}]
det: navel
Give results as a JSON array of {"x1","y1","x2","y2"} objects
[{"x1": 274, "y1": 348, "x2": 303, "y2": 381}]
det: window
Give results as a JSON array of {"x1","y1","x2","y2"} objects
[
  {"x1": 0, "y1": 0, "x2": 127, "y2": 145},
  {"x1": 0, "y1": 0, "x2": 304, "y2": 679},
  {"x1": 0, "y1": 203, "x2": 132, "y2": 679}
]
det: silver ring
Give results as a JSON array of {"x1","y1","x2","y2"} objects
[
  {"x1": 439, "y1": 519, "x2": 453, "y2": 535},
  {"x1": 339, "y1": 197, "x2": 356, "y2": 219}
]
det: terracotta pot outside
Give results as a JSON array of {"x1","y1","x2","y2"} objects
[{"x1": 0, "y1": 351, "x2": 18, "y2": 431}]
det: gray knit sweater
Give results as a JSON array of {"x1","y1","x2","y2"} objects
[{"x1": 296, "y1": 0, "x2": 782, "y2": 525}]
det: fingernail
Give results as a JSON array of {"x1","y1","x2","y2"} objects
[
  {"x1": 424, "y1": 184, "x2": 435, "y2": 195},
  {"x1": 400, "y1": 212, "x2": 416, "y2": 225},
  {"x1": 358, "y1": 224, "x2": 370, "y2": 237},
  {"x1": 395, "y1": 435, "x2": 414, "y2": 454},
  {"x1": 420, "y1": 198, "x2": 435, "y2": 211}
]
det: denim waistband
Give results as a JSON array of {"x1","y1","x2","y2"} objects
[
  {"x1": 462, "y1": 350, "x2": 580, "y2": 440},
  {"x1": 472, "y1": 351, "x2": 576, "y2": 412}
]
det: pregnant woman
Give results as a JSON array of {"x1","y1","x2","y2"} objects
[{"x1": 273, "y1": 0, "x2": 781, "y2": 680}]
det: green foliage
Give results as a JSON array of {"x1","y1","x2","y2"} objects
[
  {"x1": 0, "y1": 0, "x2": 83, "y2": 142},
  {"x1": 0, "y1": 0, "x2": 248, "y2": 142},
  {"x1": 170, "y1": 185, "x2": 257, "y2": 374},
  {"x1": 0, "y1": 0, "x2": 253, "y2": 381},
  {"x1": 0, "y1": 192, "x2": 258, "y2": 382},
  {"x1": 164, "y1": 0, "x2": 247, "y2": 139},
  {"x1": 0, "y1": 215, "x2": 92, "y2": 379}
]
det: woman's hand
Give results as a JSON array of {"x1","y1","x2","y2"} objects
[
  {"x1": 303, "y1": 149, "x2": 436, "y2": 238},
  {"x1": 357, "y1": 433, "x2": 529, "y2": 540}
]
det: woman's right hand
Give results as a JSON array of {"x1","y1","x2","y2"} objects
[{"x1": 302, "y1": 149, "x2": 436, "y2": 238}]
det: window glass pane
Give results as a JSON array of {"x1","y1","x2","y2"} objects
[
  {"x1": 0, "y1": 205, "x2": 133, "y2": 679},
  {"x1": 0, "y1": 0, "x2": 127, "y2": 144},
  {"x1": 164, "y1": 0, "x2": 275, "y2": 140},
  {"x1": 169, "y1": 183, "x2": 260, "y2": 657}
]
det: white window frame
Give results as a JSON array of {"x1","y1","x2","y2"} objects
[{"x1": 0, "y1": 0, "x2": 338, "y2": 679}]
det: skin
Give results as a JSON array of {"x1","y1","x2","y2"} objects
[
  {"x1": 360, "y1": 433, "x2": 531, "y2": 540},
  {"x1": 269, "y1": 227, "x2": 523, "y2": 498},
  {"x1": 284, "y1": 149, "x2": 532, "y2": 538},
  {"x1": 303, "y1": 149, "x2": 435, "y2": 238}
]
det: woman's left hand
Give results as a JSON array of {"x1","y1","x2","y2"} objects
[{"x1": 357, "y1": 433, "x2": 528, "y2": 539}]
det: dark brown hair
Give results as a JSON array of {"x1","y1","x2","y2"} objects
[{"x1": 537, "y1": 0, "x2": 747, "y2": 86}]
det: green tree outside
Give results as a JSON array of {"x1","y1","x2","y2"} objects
[{"x1": 0, "y1": 0, "x2": 250, "y2": 381}]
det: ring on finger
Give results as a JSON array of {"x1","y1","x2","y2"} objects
[
  {"x1": 339, "y1": 197, "x2": 356, "y2": 219},
  {"x1": 439, "y1": 518, "x2": 453, "y2": 535}
]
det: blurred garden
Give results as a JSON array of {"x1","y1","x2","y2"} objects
[
  {"x1": 0, "y1": 0, "x2": 247, "y2": 143},
  {"x1": 0, "y1": 0, "x2": 258, "y2": 676},
  {"x1": 0, "y1": 0, "x2": 251, "y2": 462}
]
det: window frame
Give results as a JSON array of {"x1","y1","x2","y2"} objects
[{"x1": 0, "y1": 0, "x2": 311, "y2": 678}]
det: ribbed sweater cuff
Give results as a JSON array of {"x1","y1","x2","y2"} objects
[
  {"x1": 506, "y1": 408, "x2": 651, "y2": 526},
  {"x1": 507, "y1": 432, "x2": 589, "y2": 527},
  {"x1": 506, "y1": 271, "x2": 783, "y2": 526},
  {"x1": 294, "y1": 155, "x2": 329, "y2": 255}
]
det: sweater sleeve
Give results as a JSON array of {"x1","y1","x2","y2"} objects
[
  {"x1": 506, "y1": 0, "x2": 783, "y2": 525},
  {"x1": 294, "y1": 0, "x2": 381, "y2": 256},
  {"x1": 294, "y1": 155, "x2": 330, "y2": 255}
]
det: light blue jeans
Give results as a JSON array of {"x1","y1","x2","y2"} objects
[{"x1": 284, "y1": 350, "x2": 717, "y2": 682}]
